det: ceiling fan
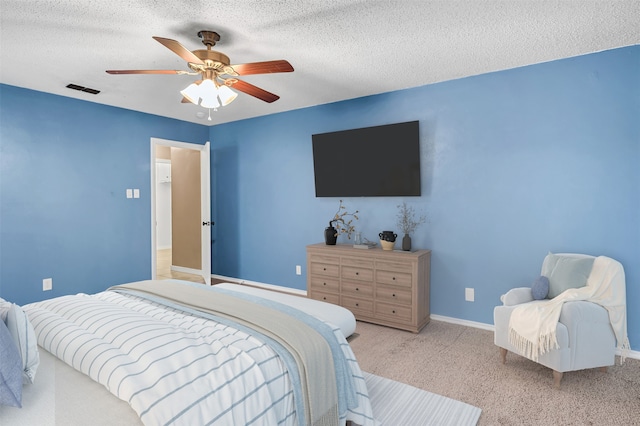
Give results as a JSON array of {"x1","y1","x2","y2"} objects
[{"x1": 106, "y1": 30, "x2": 294, "y2": 107}]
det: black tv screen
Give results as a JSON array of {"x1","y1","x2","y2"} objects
[{"x1": 312, "y1": 121, "x2": 421, "y2": 197}]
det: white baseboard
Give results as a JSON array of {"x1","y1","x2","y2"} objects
[
  {"x1": 171, "y1": 265, "x2": 201, "y2": 275},
  {"x1": 623, "y1": 348, "x2": 640, "y2": 360},
  {"x1": 430, "y1": 314, "x2": 495, "y2": 332}
]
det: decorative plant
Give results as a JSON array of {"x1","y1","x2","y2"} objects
[
  {"x1": 330, "y1": 200, "x2": 359, "y2": 239},
  {"x1": 396, "y1": 202, "x2": 426, "y2": 235}
]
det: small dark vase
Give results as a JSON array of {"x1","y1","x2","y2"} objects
[
  {"x1": 402, "y1": 234, "x2": 412, "y2": 251},
  {"x1": 324, "y1": 223, "x2": 338, "y2": 245}
]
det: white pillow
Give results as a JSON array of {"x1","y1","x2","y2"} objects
[
  {"x1": 0, "y1": 297, "x2": 11, "y2": 322},
  {"x1": 5, "y1": 303, "x2": 40, "y2": 384},
  {"x1": 542, "y1": 253, "x2": 594, "y2": 299}
]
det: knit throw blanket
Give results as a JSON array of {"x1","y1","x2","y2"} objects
[{"x1": 508, "y1": 256, "x2": 630, "y2": 362}]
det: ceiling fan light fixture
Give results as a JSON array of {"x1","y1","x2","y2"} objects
[
  {"x1": 217, "y1": 85, "x2": 238, "y2": 106},
  {"x1": 180, "y1": 82, "x2": 201, "y2": 105},
  {"x1": 198, "y1": 79, "x2": 220, "y2": 109},
  {"x1": 200, "y1": 96, "x2": 220, "y2": 109},
  {"x1": 199, "y1": 78, "x2": 217, "y2": 93}
]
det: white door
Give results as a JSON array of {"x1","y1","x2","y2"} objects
[
  {"x1": 151, "y1": 138, "x2": 211, "y2": 283},
  {"x1": 200, "y1": 142, "x2": 211, "y2": 283}
]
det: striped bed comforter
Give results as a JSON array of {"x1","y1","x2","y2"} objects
[{"x1": 23, "y1": 282, "x2": 376, "y2": 426}]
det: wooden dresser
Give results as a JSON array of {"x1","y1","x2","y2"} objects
[{"x1": 306, "y1": 243, "x2": 431, "y2": 333}]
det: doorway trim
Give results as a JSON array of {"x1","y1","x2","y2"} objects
[{"x1": 150, "y1": 137, "x2": 211, "y2": 282}]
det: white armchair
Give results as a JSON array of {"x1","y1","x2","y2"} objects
[{"x1": 493, "y1": 253, "x2": 625, "y2": 388}]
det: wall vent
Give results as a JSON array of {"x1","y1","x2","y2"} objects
[{"x1": 66, "y1": 83, "x2": 100, "y2": 95}]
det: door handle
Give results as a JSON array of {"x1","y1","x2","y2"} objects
[{"x1": 202, "y1": 221, "x2": 214, "y2": 226}]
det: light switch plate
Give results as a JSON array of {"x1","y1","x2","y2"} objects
[
  {"x1": 133, "y1": 189, "x2": 140, "y2": 198},
  {"x1": 465, "y1": 287, "x2": 475, "y2": 302},
  {"x1": 126, "y1": 189, "x2": 133, "y2": 198},
  {"x1": 43, "y1": 278, "x2": 53, "y2": 291}
]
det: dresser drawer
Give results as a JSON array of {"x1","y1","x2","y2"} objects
[
  {"x1": 309, "y1": 254, "x2": 340, "y2": 264},
  {"x1": 342, "y1": 280, "x2": 373, "y2": 298},
  {"x1": 375, "y1": 286, "x2": 412, "y2": 305},
  {"x1": 375, "y1": 269, "x2": 412, "y2": 288},
  {"x1": 341, "y1": 265, "x2": 373, "y2": 282},
  {"x1": 309, "y1": 276, "x2": 340, "y2": 292},
  {"x1": 309, "y1": 291, "x2": 340, "y2": 305},
  {"x1": 310, "y1": 262, "x2": 340, "y2": 277},
  {"x1": 341, "y1": 257, "x2": 374, "y2": 268},
  {"x1": 342, "y1": 296, "x2": 374, "y2": 316},
  {"x1": 375, "y1": 302, "x2": 412, "y2": 322},
  {"x1": 376, "y1": 260, "x2": 413, "y2": 273}
]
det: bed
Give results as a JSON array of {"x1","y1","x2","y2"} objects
[
  {"x1": 214, "y1": 282, "x2": 357, "y2": 338},
  {"x1": 4, "y1": 280, "x2": 376, "y2": 425}
]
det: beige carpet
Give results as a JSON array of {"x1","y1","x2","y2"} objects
[{"x1": 349, "y1": 320, "x2": 640, "y2": 425}]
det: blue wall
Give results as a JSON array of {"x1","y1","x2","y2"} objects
[
  {"x1": 1, "y1": 46, "x2": 638, "y2": 351},
  {"x1": 210, "y1": 46, "x2": 639, "y2": 349},
  {"x1": 0, "y1": 85, "x2": 209, "y2": 303}
]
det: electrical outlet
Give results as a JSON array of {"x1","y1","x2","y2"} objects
[
  {"x1": 295, "y1": 265, "x2": 302, "y2": 275},
  {"x1": 43, "y1": 278, "x2": 53, "y2": 291},
  {"x1": 465, "y1": 287, "x2": 474, "y2": 302}
]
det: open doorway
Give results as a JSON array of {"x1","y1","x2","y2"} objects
[{"x1": 151, "y1": 138, "x2": 211, "y2": 285}]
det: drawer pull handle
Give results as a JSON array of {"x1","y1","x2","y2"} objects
[
  {"x1": 392, "y1": 293, "x2": 396, "y2": 297},
  {"x1": 392, "y1": 310, "x2": 396, "y2": 314},
  {"x1": 392, "y1": 277, "x2": 396, "y2": 280},
  {"x1": 323, "y1": 297, "x2": 327, "y2": 300},
  {"x1": 323, "y1": 282, "x2": 327, "y2": 286},
  {"x1": 323, "y1": 267, "x2": 326, "y2": 271},
  {"x1": 355, "y1": 303, "x2": 359, "y2": 307},
  {"x1": 356, "y1": 287, "x2": 359, "y2": 291},
  {"x1": 355, "y1": 272, "x2": 359, "y2": 275}
]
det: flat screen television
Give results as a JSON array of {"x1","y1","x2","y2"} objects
[{"x1": 312, "y1": 120, "x2": 421, "y2": 197}]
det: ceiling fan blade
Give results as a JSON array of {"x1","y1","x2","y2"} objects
[
  {"x1": 229, "y1": 60, "x2": 294, "y2": 76},
  {"x1": 106, "y1": 69, "x2": 182, "y2": 75},
  {"x1": 228, "y1": 79, "x2": 280, "y2": 103},
  {"x1": 153, "y1": 36, "x2": 204, "y2": 65}
]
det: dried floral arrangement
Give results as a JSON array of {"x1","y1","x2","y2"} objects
[
  {"x1": 396, "y1": 202, "x2": 426, "y2": 235},
  {"x1": 329, "y1": 200, "x2": 359, "y2": 239}
]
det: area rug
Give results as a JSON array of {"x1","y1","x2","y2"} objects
[{"x1": 364, "y1": 372, "x2": 482, "y2": 425}]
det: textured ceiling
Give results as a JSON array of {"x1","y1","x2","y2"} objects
[{"x1": 1, "y1": 1, "x2": 638, "y2": 126}]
